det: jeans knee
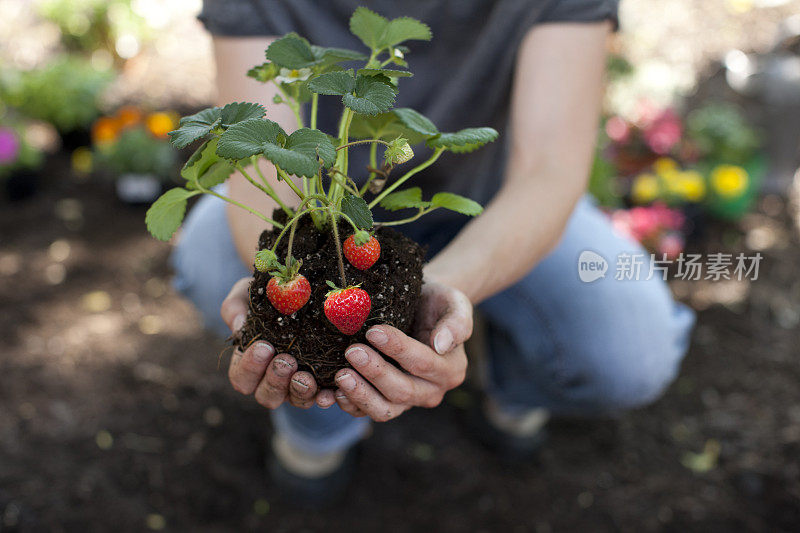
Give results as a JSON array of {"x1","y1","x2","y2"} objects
[
  {"x1": 561, "y1": 281, "x2": 694, "y2": 412},
  {"x1": 169, "y1": 194, "x2": 249, "y2": 337}
]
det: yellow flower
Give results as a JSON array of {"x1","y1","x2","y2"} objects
[
  {"x1": 653, "y1": 157, "x2": 678, "y2": 177},
  {"x1": 146, "y1": 112, "x2": 176, "y2": 139},
  {"x1": 674, "y1": 170, "x2": 706, "y2": 202},
  {"x1": 631, "y1": 173, "x2": 660, "y2": 204},
  {"x1": 71, "y1": 147, "x2": 93, "y2": 174},
  {"x1": 711, "y1": 165, "x2": 748, "y2": 198}
]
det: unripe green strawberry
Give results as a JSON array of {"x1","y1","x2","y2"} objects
[
  {"x1": 267, "y1": 274, "x2": 311, "y2": 315},
  {"x1": 343, "y1": 233, "x2": 380, "y2": 270},
  {"x1": 324, "y1": 285, "x2": 371, "y2": 335},
  {"x1": 254, "y1": 249, "x2": 278, "y2": 273}
]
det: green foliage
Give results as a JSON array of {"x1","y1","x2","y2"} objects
[
  {"x1": 341, "y1": 194, "x2": 374, "y2": 229},
  {"x1": 0, "y1": 56, "x2": 113, "y2": 133},
  {"x1": 169, "y1": 103, "x2": 266, "y2": 149},
  {"x1": 428, "y1": 127, "x2": 499, "y2": 153},
  {"x1": 145, "y1": 188, "x2": 197, "y2": 241},
  {"x1": 379, "y1": 187, "x2": 429, "y2": 211},
  {"x1": 349, "y1": 7, "x2": 432, "y2": 52},
  {"x1": 430, "y1": 192, "x2": 483, "y2": 216},
  {"x1": 147, "y1": 7, "x2": 496, "y2": 250},
  {"x1": 181, "y1": 139, "x2": 234, "y2": 189},
  {"x1": 686, "y1": 103, "x2": 760, "y2": 166},
  {"x1": 309, "y1": 71, "x2": 396, "y2": 116},
  {"x1": 0, "y1": 124, "x2": 45, "y2": 181},
  {"x1": 216, "y1": 119, "x2": 286, "y2": 160},
  {"x1": 266, "y1": 33, "x2": 317, "y2": 69},
  {"x1": 94, "y1": 127, "x2": 177, "y2": 180},
  {"x1": 37, "y1": 0, "x2": 149, "y2": 61}
]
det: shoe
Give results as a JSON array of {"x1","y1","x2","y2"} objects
[
  {"x1": 266, "y1": 433, "x2": 358, "y2": 507},
  {"x1": 460, "y1": 312, "x2": 549, "y2": 461},
  {"x1": 460, "y1": 390, "x2": 549, "y2": 462}
]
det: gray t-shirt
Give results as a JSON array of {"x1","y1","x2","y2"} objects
[{"x1": 200, "y1": 0, "x2": 618, "y2": 235}]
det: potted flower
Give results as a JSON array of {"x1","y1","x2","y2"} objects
[
  {"x1": 92, "y1": 107, "x2": 179, "y2": 204},
  {"x1": 145, "y1": 7, "x2": 497, "y2": 386},
  {"x1": 0, "y1": 123, "x2": 45, "y2": 201}
]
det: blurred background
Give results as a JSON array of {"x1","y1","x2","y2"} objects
[{"x1": 1, "y1": 0, "x2": 800, "y2": 531}]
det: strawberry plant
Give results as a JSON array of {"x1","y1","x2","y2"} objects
[{"x1": 145, "y1": 7, "x2": 497, "y2": 386}]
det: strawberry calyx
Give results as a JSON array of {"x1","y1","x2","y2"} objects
[
  {"x1": 324, "y1": 280, "x2": 362, "y2": 297},
  {"x1": 270, "y1": 256, "x2": 303, "y2": 283},
  {"x1": 254, "y1": 249, "x2": 278, "y2": 273},
  {"x1": 352, "y1": 229, "x2": 372, "y2": 246}
]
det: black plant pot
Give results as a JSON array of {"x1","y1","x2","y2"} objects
[
  {"x1": 59, "y1": 128, "x2": 91, "y2": 152},
  {"x1": 4, "y1": 170, "x2": 41, "y2": 201}
]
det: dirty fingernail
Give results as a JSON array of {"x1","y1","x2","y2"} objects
[
  {"x1": 232, "y1": 314, "x2": 245, "y2": 332},
  {"x1": 291, "y1": 378, "x2": 309, "y2": 391},
  {"x1": 252, "y1": 342, "x2": 274, "y2": 364},
  {"x1": 273, "y1": 358, "x2": 294, "y2": 376},
  {"x1": 433, "y1": 328, "x2": 453, "y2": 355},
  {"x1": 336, "y1": 373, "x2": 356, "y2": 391},
  {"x1": 366, "y1": 328, "x2": 388, "y2": 347},
  {"x1": 345, "y1": 347, "x2": 369, "y2": 367}
]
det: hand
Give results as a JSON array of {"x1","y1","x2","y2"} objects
[
  {"x1": 221, "y1": 278, "x2": 338, "y2": 410},
  {"x1": 334, "y1": 279, "x2": 472, "y2": 421}
]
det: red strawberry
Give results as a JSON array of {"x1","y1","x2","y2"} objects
[
  {"x1": 267, "y1": 274, "x2": 311, "y2": 315},
  {"x1": 323, "y1": 285, "x2": 371, "y2": 335},
  {"x1": 343, "y1": 232, "x2": 380, "y2": 270}
]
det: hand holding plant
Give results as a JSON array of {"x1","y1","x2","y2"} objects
[{"x1": 146, "y1": 7, "x2": 497, "y2": 388}]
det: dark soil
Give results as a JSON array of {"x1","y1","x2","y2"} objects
[
  {"x1": 1, "y1": 163, "x2": 799, "y2": 531},
  {"x1": 239, "y1": 211, "x2": 425, "y2": 388}
]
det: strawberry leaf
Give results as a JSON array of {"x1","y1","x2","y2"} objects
[
  {"x1": 182, "y1": 138, "x2": 235, "y2": 189},
  {"x1": 379, "y1": 187, "x2": 430, "y2": 211},
  {"x1": 265, "y1": 33, "x2": 316, "y2": 69},
  {"x1": 393, "y1": 107, "x2": 438, "y2": 136},
  {"x1": 145, "y1": 188, "x2": 197, "y2": 241},
  {"x1": 219, "y1": 102, "x2": 266, "y2": 126},
  {"x1": 168, "y1": 107, "x2": 221, "y2": 149},
  {"x1": 357, "y1": 68, "x2": 413, "y2": 78},
  {"x1": 307, "y1": 71, "x2": 356, "y2": 96},
  {"x1": 349, "y1": 7, "x2": 389, "y2": 50},
  {"x1": 381, "y1": 17, "x2": 432, "y2": 48},
  {"x1": 247, "y1": 62, "x2": 279, "y2": 83},
  {"x1": 285, "y1": 128, "x2": 337, "y2": 168},
  {"x1": 311, "y1": 46, "x2": 367, "y2": 65},
  {"x1": 427, "y1": 127, "x2": 498, "y2": 153},
  {"x1": 342, "y1": 75, "x2": 396, "y2": 116},
  {"x1": 430, "y1": 192, "x2": 483, "y2": 216},
  {"x1": 341, "y1": 194, "x2": 374, "y2": 229},
  {"x1": 216, "y1": 118, "x2": 286, "y2": 160}
]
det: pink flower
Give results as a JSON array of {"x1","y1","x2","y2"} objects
[
  {"x1": 643, "y1": 109, "x2": 682, "y2": 155},
  {"x1": 605, "y1": 116, "x2": 631, "y2": 144},
  {"x1": 657, "y1": 232, "x2": 684, "y2": 259},
  {"x1": 0, "y1": 127, "x2": 20, "y2": 165},
  {"x1": 649, "y1": 202, "x2": 685, "y2": 231}
]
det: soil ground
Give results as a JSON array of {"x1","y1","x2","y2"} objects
[{"x1": 1, "y1": 160, "x2": 799, "y2": 532}]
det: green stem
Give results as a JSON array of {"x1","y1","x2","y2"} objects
[
  {"x1": 336, "y1": 211, "x2": 361, "y2": 233},
  {"x1": 241, "y1": 160, "x2": 294, "y2": 216},
  {"x1": 285, "y1": 220, "x2": 297, "y2": 266},
  {"x1": 276, "y1": 83, "x2": 304, "y2": 129},
  {"x1": 359, "y1": 141, "x2": 380, "y2": 196},
  {"x1": 197, "y1": 185, "x2": 284, "y2": 229},
  {"x1": 335, "y1": 139, "x2": 390, "y2": 152},
  {"x1": 369, "y1": 148, "x2": 445, "y2": 209},
  {"x1": 329, "y1": 208, "x2": 347, "y2": 287},
  {"x1": 329, "y1": 108, "x2": 354, "y2": 203},
  {"x1": 275, "y1": 167, "x2": 306, "y2": 200},
  {"x1": 375, "y1": 207, "x2": 436, "y2": 227},
  {"x1": 310, "y1": 93, "x2": 319, "y2": 130}
]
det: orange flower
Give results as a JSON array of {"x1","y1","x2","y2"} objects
[
  {"x1": 116, "y1": 105, "x2": 143, "y2": 129},
  {"x1": 146, "y1": 112, "x2": 176, "y2": 139},
  {"x1": 91, "y1": 116, "x2": 120, "y2": 144}
]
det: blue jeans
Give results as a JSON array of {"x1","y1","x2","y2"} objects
[{"x1": 172, "y1": 193, "x2": 695, "y2": 455}]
